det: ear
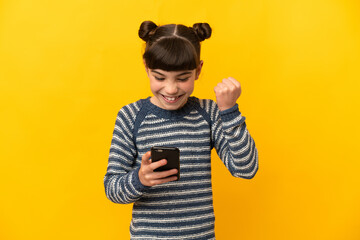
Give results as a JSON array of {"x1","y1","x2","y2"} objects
[{"x1": 195, "y1": 60, "x2": 204, "y2": 80}]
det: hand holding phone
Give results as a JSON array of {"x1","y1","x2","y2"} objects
[
  {"x1": 151, "y1": 146, "x2": 180, "y2": 180},
  {"x1": 138, "y1": 148, "x2": 179, "y2": 187}
]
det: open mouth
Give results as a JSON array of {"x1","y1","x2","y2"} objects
[{"x1": 161, "y1": 94, "x2": 184, "y2": 103}]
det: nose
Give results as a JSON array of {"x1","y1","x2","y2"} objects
[{"x1": 164, "y1": 81, "x2": 178, "y2": 95}]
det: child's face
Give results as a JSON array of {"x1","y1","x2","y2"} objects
[{"x1": 146, "y1": 63, "x2": 202, "y2": 111}]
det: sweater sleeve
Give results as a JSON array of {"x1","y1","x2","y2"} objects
[
  {"x1": 104, "y1": 104, "x2": 150, "y2": 204},
  {"x1": 210, "y1": 100, "x2": 259, "y2": 179}
]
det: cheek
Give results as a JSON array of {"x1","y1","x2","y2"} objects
[
  {"x1": 182, "y1": 81, "x2": 195, "y2": 93},
  {"x1": 149, "y1": 79, "x2": 161, "y2": 92}
]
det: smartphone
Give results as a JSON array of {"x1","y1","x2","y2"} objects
[{"x1": 151, "y1": 146, "x2": 180, "y2": 180}]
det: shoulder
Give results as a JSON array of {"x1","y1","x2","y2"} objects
[
  {"x1": 190, "y1": 97, "x2": 219, "y2": 122},
  {"x1": 116, "y1": 98, "x2": 147, "y2": 128},
  {"x1": 193, "y1": 97, "x2": 219, "y2": 114}
]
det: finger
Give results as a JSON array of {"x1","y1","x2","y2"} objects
[
  {"x1": 215, "y1": 82, "x2": 227, "y2": 92},
  {"x1": 148, "y1": 168, "x2": 178, "y2": 180},
  {"x1": 141, "y1": 151, "x2": 152, "y2": 166},
  {"x1": 147, "y1": 175, "x2": 178, "y2": 186},
  {"x1": 228, "y1": 77, "x2": 242, "y2": 97},
  {"x1": 227, "y1": 77, "x2": 241, "y2": 88},
  {"x1": 149, "y1": 159, "x2": 168, "y2": 171},
  {"x1": 214, "y1": 84, "x2": 221, "y2": 94},
  {"x1": 222, "y1": 78, "x2": 237, "y2": 90},
  {"x1": 214, "y1": 85, "x2": 219, "y2": 93},
  {"x1": 222, "y1": 78, "x2": 241, "y2": 98}
]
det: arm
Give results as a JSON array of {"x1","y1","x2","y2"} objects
[
  {"x1": 104, "y1": 106, "x2": 149, "y2": 204},
  {"x1": 104, "y1": 105, "x2": 179, "y2": 204},
  {"x1": 211, "y1": 102, "x2": 258, "y2": 178},
  {"x1": 212, "y1": 77, "x2": 259, "y2": 179}
]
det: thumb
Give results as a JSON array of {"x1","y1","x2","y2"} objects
[{"x1": 141, "y1": 151, "x2": 152, "y2": 166}]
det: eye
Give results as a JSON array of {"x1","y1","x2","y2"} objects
[
  {"x1": 154, "y1": 76, "x2": 165, "y2": 81},
  {"x1": 177, "y1": 77, "x2": 190, "y2": 82}
]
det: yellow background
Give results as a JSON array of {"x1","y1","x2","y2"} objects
[{"x1": 1, "y1": 0, "x2": 359, "y2": 239}]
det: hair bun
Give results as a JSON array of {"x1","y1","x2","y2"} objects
[
  {"x1": 192, "y1": 23, "x2": 212, "y2": 41},
  {"x1": 138, "y1": 21, "x2": 158, "y2": 41}
]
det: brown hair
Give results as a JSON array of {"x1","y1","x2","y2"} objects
[{"x1": 138, "y1": 21, "x2": 212, "y2": 71}]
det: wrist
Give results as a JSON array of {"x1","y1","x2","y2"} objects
[
  {"x1": 219, "y1": 104, "x2": 238, "y2": 113},
  {"x1": 219, "y1": 104, "x2": 240, "y2": 120},
  {"x1": 133, "y1": 167, "x2": 151, "y2": 191},
  {"x1": 218, "y1": 105, "x2": 235, "y2": 111}
]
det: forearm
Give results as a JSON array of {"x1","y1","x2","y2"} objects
[
  {"x1": 104, "y1": 167, "x2": 149, "y2": 204},
  {"x1": 215, "y1": 104, "x2": 259, "y2": 179}
]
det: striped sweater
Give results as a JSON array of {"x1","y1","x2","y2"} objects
[{"x1": 104, "y1": 96, "x2": 259, "y2": 239}]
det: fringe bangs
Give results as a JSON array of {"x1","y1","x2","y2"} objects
[{"x1": 143, "y1": 37, "x2": 199, "y2": 71}]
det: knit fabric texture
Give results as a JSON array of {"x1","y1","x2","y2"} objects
[{"x1": 104, "y1": 96, "x2": 259, "y2": 239}]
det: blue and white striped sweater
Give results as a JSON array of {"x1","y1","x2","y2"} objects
[{"x1": 104, "y1": 96, "x2": 258, "y2": 239}]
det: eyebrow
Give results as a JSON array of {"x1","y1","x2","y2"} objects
[{"x1": 151, "y1": 70, "x2": 192, "y2": 77}]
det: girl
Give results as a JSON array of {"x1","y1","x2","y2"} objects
[{"x1": 104, "y1": 21, "x2": 259, "y2": 239}]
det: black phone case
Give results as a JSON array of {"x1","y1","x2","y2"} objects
[{"x1": 151, "y1": 146, "x2": 180, "y2": 180}]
